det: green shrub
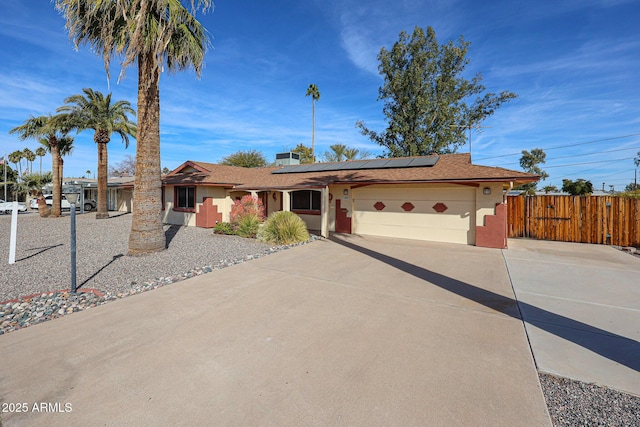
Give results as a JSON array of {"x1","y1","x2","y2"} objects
[
  {"x1": 258, "y1": 211, "x2": 310, "y2": 245},
  {"x1": 213, "y1": 222, "x2": 235, "y2": 235},
  {"x1": 235, "y1": 214, "x2": 261, "y2": 238}
]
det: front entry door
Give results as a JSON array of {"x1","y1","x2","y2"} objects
[{"x1": 335, "y1": 199, "x2": 352, "y2": 234}]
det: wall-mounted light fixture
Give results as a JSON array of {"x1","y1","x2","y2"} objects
[
  {"x1": 483, "y1": 187, "x2": 491, "y2": 195},
  {"x1": 343, "y1": 189, "x2": 349, "y2": 196}
]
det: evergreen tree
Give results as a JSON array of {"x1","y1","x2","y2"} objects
[{"x1": 357, "y1": 26, "x2": 516, "y2": 156}]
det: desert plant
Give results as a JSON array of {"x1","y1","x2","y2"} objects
[
  {"x1": 213, "y1": 222, "x2": 235, "y2": 235},
  {"x1": 235, "y1": 214, "x2": 261, "y2": 238},
  {"x1": 258, "y1": 211, "x2": 310, "y2": 245},
  {"x1": 230, "y1": 195, "x2": 265, "y2": 225}
]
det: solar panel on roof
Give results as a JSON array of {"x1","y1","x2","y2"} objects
[
  {"x1": 271, "y1": 156, "x2": 439, "y2": 174},
  {"x1": 384, "y1": 158, "x2": 413, "y2": 168},
  {"x1": 308, "y1": 163, "x2": 336, "y2": 171},
  {"x1": 366, "y1": 159, "x2": 391, "y2": 168},
  {"x1": 408, "y1": 157, "x2": 439, "y2": 167}
]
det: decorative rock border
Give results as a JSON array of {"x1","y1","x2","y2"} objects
[{"x1": 0, "y1": 237, "x2": 319, "y2": 335}]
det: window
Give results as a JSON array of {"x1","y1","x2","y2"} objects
[
  {"x1": 174, "y1": 186, "x2": 195, "y2": 211},
  {"x1": 291, "y1": 190, "x2": 321, "y2": 213}
]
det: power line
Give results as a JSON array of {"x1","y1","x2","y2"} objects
[
  {"x1": 549, "y1": 146, "x2": 639, "y2": 161},
  {"x1": 542, "y1": 157, "x2": 635, "y2": 169},
  {"x1": 474, "y1": 133, "x2": 640, "y2": 161}
]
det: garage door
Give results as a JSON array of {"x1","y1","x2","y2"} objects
[{"x1": 352, "y1": 185, "x2": 476, "y2": 244}]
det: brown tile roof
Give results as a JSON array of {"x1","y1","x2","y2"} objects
[{"x1": 163, "y1": 155, "x2": 538, "y2": 189}]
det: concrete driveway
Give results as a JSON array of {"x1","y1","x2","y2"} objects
[
  {"x1": 503, "y1": 239, "x2": 640, "y2": 396},
  {"x1": 0, "y1": 235, "x2": 551, "y2": 426}
]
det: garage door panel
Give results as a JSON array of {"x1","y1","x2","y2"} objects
[
  {"x1": 355, "y1": 185, "x2": 473, "y2": 201},
  {"x1": 355, "y1": 211, "x2": 471, "y2": 230},
  {"x1": 354, "y1": 222, "x2": 471, "y2": 244},
  {"x1": 355, "y1": 198, "x2": 473, "y2": 215},
  {"x1": 351, "y1": 185, "x2": 476, "y2": 245}
]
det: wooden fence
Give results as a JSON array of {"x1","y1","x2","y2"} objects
[{"x1": 507, "y1": 195, "x2": 640, "y2": 247}]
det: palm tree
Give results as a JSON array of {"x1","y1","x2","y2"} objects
[
  {"x1": 322, "y1": 144, "x2": 372, "y2": 162},
  {"x1": 8, "y1": 150, "x2": 23, "y2": 176},
  {"x1": 324, "y1": 144, "x2": 347, "y2": 162},
  {"x1": 10, "y1": 116, "x2": 73, "y2": 217},
  {"x1": 23, "y1": 148, "x2": 36, "y2": 174},
  {"x1": 39, "y1": 135, "x2": 75, "y2": 208},
  {"x1": 17, "y1": 172, "x2": 53, "y2": 198},
  {"x1": 56, "y1": 138, "x2": 75, "y2": 193},
  {"x1": 305, "y1": 84, "x2": 320, "y2": 163},
  {"x1": 36, "y1": 147, "x2": 47, "y2": 174},
  {"x1": 58, "y1": 88, "x2": 137, "y2": 219},
  {"x1": 56, "y1": 0, "x2": 213, "y2": 254}
]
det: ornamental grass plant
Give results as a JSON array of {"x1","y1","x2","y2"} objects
[
  {"x1": 257, "y1": 211, "x2": 310, "y2": 245},
  {"x1": 235, "y1": 214, "x2": 261, "y2": 238}
]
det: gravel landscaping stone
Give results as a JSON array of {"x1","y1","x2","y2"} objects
[
  {"x1": 2, "y1": 212, "x2": 638, "y2": 425},
  {"x1": 0, "y1": 211, "x2": 315, "y2": 334},
  {"x1": 540, "y1": 373, "x2": 640, "y2": 426}
]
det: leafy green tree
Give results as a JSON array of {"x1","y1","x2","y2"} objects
[
  {"x1": 562, "y1": 178, "x2": 593, "y2": 196},
  {"x1": 356, "y1": 26, "x2": 516, "y2": 157},
  {"x1": 10, "y1": 115, "x2": 73, "y2": 217},
  {"x1": 517, "y1": 148, "x2": 548, "y2": 194},
  {"x1": 624, "y1": 183, "x2": 640, "y2": 192},
  {"x1": 162, "y1": 167, "x2": 171, "y2": 175},
  {"x1": 56, "y1": 0, "x2": 212, "y2": 254},
  {"x1": 322, "y1": 144, "x2": 371, "y2": 162},
  {"x1": 305, "y1": 84, "x2": 320, "y2": 162},
  {"x1": 221, "y1": 150, "x2": 267, "y2": 168},
  {"x1": 542, "y1": 185, "x2": 558, "y2": 194},
  {"x1": 291, "y1": 144, "x2": 314, "y2": 164},
  {"x1": 58, "y1": 88, "x2": 137, "y2": 219}
]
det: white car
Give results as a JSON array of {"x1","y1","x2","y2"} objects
[
  {"x1": 0, "y1": 199, "x2": 28, "y2": 214},
  {"x1": 29, "y1": 195, "x2": 96, "y2": 212}
]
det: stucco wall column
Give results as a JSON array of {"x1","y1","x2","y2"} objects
[
  {"x1": 321, "y1": 186, "x2": 330, "y2": 238},
  {"x1": 282, "y1": 191, "x2": 291, "y2": 212}
]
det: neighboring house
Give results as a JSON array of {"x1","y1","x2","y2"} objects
[
  {"x1": 80, "y1": 176, "x2": 135, "y2": 212},
  {"x1": 161, "y1": 154, "x2": 538, "y2": 248}
]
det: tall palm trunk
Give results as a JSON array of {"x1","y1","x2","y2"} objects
[
  {"x1": 50, "y1": 138, "x2": 62, "y2": 218},
  {"x1": 311, "y1": 100, "x2": 315, "y2": 163},
  {"x1": 128, "y1": 52, "x2": 165, "y2": 254},
  {"x1": 96, "y1": 141, "x2": 109, "y2": 219}
]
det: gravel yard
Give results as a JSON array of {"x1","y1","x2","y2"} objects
[
  {"x1": 0, "y1": 211, "x2": 278, "y2": 302},
  {"x1": 1, "y1": 211, "x2": 639, "y2": 426}
]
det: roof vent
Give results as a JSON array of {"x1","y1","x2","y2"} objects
[{"x1": 274, "y1": 152, "x2": 300, "y2": 166}]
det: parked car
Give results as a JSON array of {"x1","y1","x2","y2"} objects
[
  {"x1": 28, "y1": 195, "x2": 97, "y2": 212},
  {"x1": 0, "y1": 199, "x2": 28, "y2": 214}
]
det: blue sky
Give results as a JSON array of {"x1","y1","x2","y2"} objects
[{"x1": 1, "y1": 0, "x2": 639, "y2": 191}]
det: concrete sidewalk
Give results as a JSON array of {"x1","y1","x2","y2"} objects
[
  {"x1": 0, "y1": 236, "x2": 550, "y2": 426},
  {"x1": 503, "y1": 239, "x2": 640, "y2": 396}
]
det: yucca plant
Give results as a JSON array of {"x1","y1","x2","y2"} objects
[
  {"x1": 235, "y1": 214, "x2": 261, "y2": 238},
  {"x1": 258, "y1": 211, "x2": 310, "y2": 245}
]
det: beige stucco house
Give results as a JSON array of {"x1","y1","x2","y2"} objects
[{"x1": 160, "y1": 154, "x2": 537, "y2": 248}]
